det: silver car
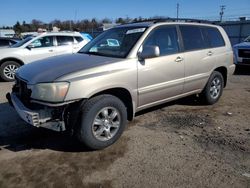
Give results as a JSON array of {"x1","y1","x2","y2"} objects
[
  {"x1": 0, "y1": 32, "x2": 90, "y2": 81},
  {"x1": 7, "y1": 21, "x2": 235, "y2": 150}
]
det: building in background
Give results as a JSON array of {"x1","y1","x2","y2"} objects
[
  {"x1": 218, "y1": 19, "x2": 250, "y2": 46},
  {"x1": 0, "y1": 29, "x2": 15, "y2": 38}
]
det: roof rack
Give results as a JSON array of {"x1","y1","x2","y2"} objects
[{"x1": 129, "y1": 18, "x2": 213, "y2": 24}]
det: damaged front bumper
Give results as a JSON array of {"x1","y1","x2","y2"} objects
[{"x1": 6, "y1": 93, "x2": 66, "y2": 132}]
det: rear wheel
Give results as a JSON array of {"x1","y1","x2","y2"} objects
[
  {"x1": 200, "y1": 71, "x2": 224, "y2": 105},
  {"x1": 0, "y1": 61, "x2": 20, "y2": 81},
  {"x1": 76, "y1": 95, "x2": 127, "y2": 150}
]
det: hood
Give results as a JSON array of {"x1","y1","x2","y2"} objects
[
  {"x1": 0, "y1": 47, "x2": 13, "y2": 52},
  {"x1": 16, "y1": 53, "x2": 121, "y2": 84},
  {"x1": 234, "y1": 42, "x2": 250, "y2": 48}
]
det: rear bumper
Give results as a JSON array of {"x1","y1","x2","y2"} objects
[{"x1": 6, "y1": 93, "x2": 66, "y2": 132}]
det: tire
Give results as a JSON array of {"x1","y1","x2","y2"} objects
[
  {"x1": 0, "y1": 61, "x2": 21, "y2": 82},
  {"x1": 76, "y1": 94, "x2": 127, "y2": 150},
  {"x1": 200, "y1": 71, "x2": 224, "y2": 105}
]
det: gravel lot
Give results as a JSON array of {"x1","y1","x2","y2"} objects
[{"x1": 0, "y1": 67, "x2": 249, "y2": 188}]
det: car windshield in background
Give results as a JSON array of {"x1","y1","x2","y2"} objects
[
  {"x1": 11, "y1": 36, "x2": 34, "y2": 48},
  {"x1": 79, "y1": 27, "x2": 147, "y2": 58}
]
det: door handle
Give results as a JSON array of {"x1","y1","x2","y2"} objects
[
  {"x1": 175, "y1": 56, "x2": 183, "y2": 62},
  {"x1": 207, "y1": 51, "x2": 213, "y2": 56},
  {"x1": 49, "y1": 49, "x2": 54, "y2": 52}
]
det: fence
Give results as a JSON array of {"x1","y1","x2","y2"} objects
[{"x1": 218, "y1": 20, "x2": 250, "y2": 45}]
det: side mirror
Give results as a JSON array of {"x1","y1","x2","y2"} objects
[
  {"x1": 26, "y1": 44, "x2": 35, "y2": 50},
  {"x1": 138, "y1": 45, "x2": 160, "y2": 60}
]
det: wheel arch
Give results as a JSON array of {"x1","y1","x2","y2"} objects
[
  {"x1": 214, "y1": 66, "x2": 227, "y2": 87},
  {"x1": 0, "y1": 57, "x2": 24, "y2": 66},
  {"x1": 91, "y1": 87, "x2": 134, "y2": 121}
]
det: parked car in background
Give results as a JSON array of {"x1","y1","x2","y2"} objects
[
  {"x1": 21, "y1": 32, "x2": 38, "y2": 39},
  {"x1": 7, "y1": 22, "x2": 235, "y2": 150},
  {"x1": 0, "y1": 32, "x2": 90, "y2": 81},
  {"x1": 0, "y1": 37, "x2": 20, "y2": 48},
  {"x1": 233, "y1": 36, "x2": 250, "y2": 67}
]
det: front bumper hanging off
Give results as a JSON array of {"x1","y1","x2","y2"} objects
[{"x1": 6, "y1": 93, "x2": 66, "y2": 132}]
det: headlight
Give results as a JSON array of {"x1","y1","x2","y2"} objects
[{"x1": 28, "y1": 82, "x2": 69, "y2": 102}]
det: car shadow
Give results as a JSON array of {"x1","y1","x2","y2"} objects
[
  {"x1": 0, "y1": 102, "x2": 90, "y2": 153},
  {"x1": 234, "y1": 66, "x2": 250, "y2": 75},
  {"x1": 1, "y1": 95, "x2": 203, "y2": 153},
  {"x1": 135, "y1": 95, "x2": 202, "y2": 117}
]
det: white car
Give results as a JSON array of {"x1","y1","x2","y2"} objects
[{"x1": 0, "y1": 32, "x2": 90, "y2": 81}]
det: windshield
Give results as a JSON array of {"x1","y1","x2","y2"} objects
[
  {"x1": 79, "y1": 26, "x2": 147, "y2": 58},
  {"x1": 244, "y1": 36, "x2": 250, "y2": 42},
  {"x1": 11, "y1": 36, "x2": 34, "y2": 48}
]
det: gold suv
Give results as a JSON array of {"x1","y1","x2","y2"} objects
[{"x1": 7, "y1": 21, "x2": 235, "y2": 149}]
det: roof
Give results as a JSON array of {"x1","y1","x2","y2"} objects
[
  {"x1": 115, "y1": 19, "x2": 218, "y2": 29},
  {"x1": 115, "y1": 22, "x2": 154, "y2": 28},
  {"x1": 34, "y1": 31, "x2": 83, "y2": 37}
]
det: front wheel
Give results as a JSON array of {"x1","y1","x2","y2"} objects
[
  {"x1": 200, "y1": 71, "x2": 224, "y2": 105},
  {"x1": 76, "y1": 95, "x2": 127, "y2": 150},
  {"x1": 0, "y1": 61, "x2": 20, "y2": 82}
]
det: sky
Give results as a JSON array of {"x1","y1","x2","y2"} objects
[{"x1": 0, "y1": 0, "x2": 250, "y2": 26}]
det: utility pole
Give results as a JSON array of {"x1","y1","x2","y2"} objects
[
  {"x1": 177, "y1": 3, "x2": 180, "y2": 21},
  {"x1": 219, "y1": 5, "x2": 226, "y2": 22}
]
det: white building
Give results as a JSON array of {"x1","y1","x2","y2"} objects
[{"x1": 0, "y1": 29, "x2": 15, "y2": 38}]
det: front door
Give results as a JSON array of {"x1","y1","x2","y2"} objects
[
  {"x1": 138, "y1": 25, "x2": 185, "y2": 107},
  {"x1": 24, "y1": 36, "x2": 56, "y2": 63}
]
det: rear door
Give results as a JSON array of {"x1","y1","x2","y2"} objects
[
  {"x1": 202, "y1": 26, "x2": 227, "y2": 70},
  {"x1": 179, "y1": 25, "x2": 216, "y2": 93},
  {"x1": 73, "y1": 36, "x2": 87, "y2": 53},
  {"x1": 55, "y1": 35, "x2": 74, "y2": 55},
  {"x1": 138, "y1": 25, "x2": 185, "y2": 107}
]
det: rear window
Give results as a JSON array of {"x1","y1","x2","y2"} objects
[
  {"x1": 74, "y1": 36, "x2": 83, "y2": 43},
  {"x1": 56, "y1": 36, "x2": 74, "y2": 46},
  {"x1": 204, "y1": 27, "x2": 225, "y2": 48},
  {"x1": 179, "y1": 25, "x2": 206, "y2": 51}
]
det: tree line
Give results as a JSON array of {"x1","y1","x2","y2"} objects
[{"x1": 0, "y1": 16, "x2": 167, "y2": 34}]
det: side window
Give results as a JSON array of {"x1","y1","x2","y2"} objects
[
  {"x1": 74, "y1": 36, "x2": 83, "y2": 43},
  {"x1": 30, "y1": 36, "x2": 54, "y2": 48},
  {"x1": 179, "y1": 25, "x2": 206, "y2": 51},
  {"x1": 206, "y1": 27, "x2": 225, "y2": 48},
  {"x1": 57, "y1": 36, "x2": 74, "y2": 46},
  {"x1": 143, "y1": 26, "x2": 179, "y2": 56},
  {"x1": 0, "y1": 39, "x2": 9, "y2": 46}
]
